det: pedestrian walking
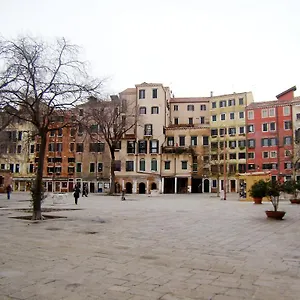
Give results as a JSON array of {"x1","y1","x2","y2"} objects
[
  {"x1": 6, "y1": 185, "x2": 12, "y2": 200},
  {"x1": 73, "y1": 184, "x2": 80, "y2": 205},
  {"x1": 82, "y1": 184, "x2": 88, "y2": 197},
  {"x1": 121, "y1": 189, "x2": 126, "y2": 201}
]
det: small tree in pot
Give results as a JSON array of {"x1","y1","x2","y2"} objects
[
  {"x1": 282, "y1": 180, "x2": 300, "y2": 204},
  {"x1": 249, "y1": 180, "x2": 267, "y2": 204},
  {"x1": 265, "y1": 180, "x2": 286, "y2": 220}
]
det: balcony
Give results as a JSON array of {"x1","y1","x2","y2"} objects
[{"x1": 162, "y1": 146, "x2": 195, "y2": 155}]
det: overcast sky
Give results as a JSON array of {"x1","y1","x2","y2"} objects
[{"x1": 1, "y1": 0, "x2": 299, "y2": 101}]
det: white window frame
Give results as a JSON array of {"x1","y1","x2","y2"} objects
[
  {"x1": 248, "y1": 152, "x2": 255, "y2": 159},
  {"x1": 212, "y1": 115, "x2": 217, "y2": 122},
  {"x1": 262, "y1": 109, "x2": 268, "y2": 118},
  {"x1": 285, "y1": 150, "x2": 291, "y2": 157},
  {"x1": 220, "y1": 113, "x2": 226, "y2": 121},
  {"x1": 262, "y1": 151, "x2": 269, "y2": 158},
  {"x1": 247, "y1": 110, "x2": 254, "y2": 120},
  {"x1": 229, "y1": 112, "x2": 235, "y2": 120},
  {"x1": 262, "y1": 123, "x2": 268, "y2": 132},
  {"x1": 270, "y1": 151, "x2": 277, "y2": 158},
  {"x1": 270, "y1": 122, "x2": 276, "y2": 131},
  {"x1": 283, "y1": 106, "x2": 291, "y2": 116},
  {"x1": 269, "y1": 108, "x2": 275, "y2": 117}
]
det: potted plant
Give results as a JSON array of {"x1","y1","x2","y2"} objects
[
  {"x1": 249, "y1": 180, "x2": 267, "y2": 204},
  {"x1": 265, "y1": 180, "x2": 286, "y2": 220},
  {"x1": 282, "y1": 180, "x2": 300, "y2": 204}
]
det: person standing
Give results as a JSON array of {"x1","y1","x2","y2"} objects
[
  {"x1": 73, "y1": 184, "x2": 80, "y2": 205},
  {"x1": 82, "y1": 184, "x2": 88, "y2": 197},
  {"x1": 6, "y1": 185, "x2": 12, "y2": 200}
]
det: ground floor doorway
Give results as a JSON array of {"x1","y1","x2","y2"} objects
[
  {"x1": 230, "y1": 180, "x2": 236, "y2": 192},
  {"x1": 177, "y1": 178, "x2": 188, "y2": 193},
  {"x1": 126, "y1": 182, "x2": 132, "y2": 194},
  {"x1": 191, "y1": 178, "x2": 202, "y2": 193},
  {"x1": 164, "y1": 178, "x2": 175, "y2": 194},
  {"x1": 203, "y1": 179, "x2": 210, "y2": 193},
  {"x1": 138, "y1": 182, "x2": 146, "y2": 194}
]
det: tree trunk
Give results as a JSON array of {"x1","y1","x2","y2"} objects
[
  {"x1": 109, "y1": 151, "x2": 116, "y2": 195},
  {"x1": 32, "y1": 130, "x2": 47, "y2": 220},
  {"x1": 216, "y1": 173, "x2": 220, "y2": 197}
]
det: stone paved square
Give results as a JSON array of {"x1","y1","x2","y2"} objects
[{"x1": 1, "y1": 192, "x2": 300, "y2": 299}]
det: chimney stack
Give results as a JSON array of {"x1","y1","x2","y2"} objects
[{"x1": 210, "y1": 91, "x2": 213, "y2": 97}]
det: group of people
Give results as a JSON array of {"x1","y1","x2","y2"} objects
[{"x1": 73, "y1": 183, "x2": 88, "y2": 205}]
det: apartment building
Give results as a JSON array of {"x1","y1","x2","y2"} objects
[
  {"x1": 114, "y1": 82, "x2": 171, "y2": 194},
  {"x1": 162, "y1": 97, "x2": 210, "y2": 193},
  {"x1": 246, "y1": 87, "x2": 297, "y2": 181},
  {"x1": 209, "y1": 92, "x2": 254, "y2": 193}
]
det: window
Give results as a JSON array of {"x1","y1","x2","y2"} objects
[
  {"x1": 248, "y1": 164, "x2": 256, "y2": 170},
  {"x1": 70, "y1": 143, "x2": 74, "y2": 152},
  {"x1": 220, "y1": 113, "x2": 225, "y2": 121},
  {"x1": 248, "y1": 152, "x2": 255, "y2": 159},
  {"x1": 283, "y1": 106, "x2": 290, "y2": 116},
  {"x1": 261, "y1": 138, "x2": 269, "y2": 147},
  {"x1": 239, "y1": 126, "x2": 245, "y2": 134},
  {"x1": 270, "y1": 122, "x2": 276, "y2": 131},
  {"x1": 212, "y1": 115, "x2": 217, "y2": 122},
  {"x1": 229, "y1": 127, "x2": 236, "y2": 135},
  {"x1": 68, "y1": 157, "x2": 75, "y2": 163},
  {"x1": 229, "y1": 153, "x2": 236, "y2": 159},
  {"x1": 174, "y1": 118, "x2": 179, "y2": 125},
  {"x1": 15, "y1": 164, "x2": 20, "y2": 173},
  {"x1": 78, "y1": 124, "x2": 83, "y2": 136},
  {"x1": 0, "y1": 164, "x2": 5, "y2": 170},
  {"x1": 230, "y1": 112, "x2": 235, "y2": 120},
  {"x1": 261, "y1": 109, "x2": 268, "y2": 118},
  {"x1": 98, "y1": 163, "x2": 103, "y2": 172},
  {"x1": 48, "y1": 143, "x2": 55, "y2": 152},
  {"x1": 151, "y1": 106, "x2": 159, "y2": 114},
  {"x1": 151, "y1": 159, "x2": 157, "y2": 171},
  {"x1": 203, "y1": 136, "x2": 209, "y2": 146},
  {"x1": 167, "y1": 137, "x2": 174, "y2": 146},
  {"x1": 270, "y1": 138, "x2": 277, "y2": 146},
  {"x1": 270, "y1": 151, "x2": 277, "y2": 158},
  {"x1": 247, "y1": 125, "x2": 254, "y2": 133},
  {"x1": 285, "y1": 150, "x2": 291, "y2": 157},
  {"x1": 57, "y1": 128, "x2": 63, "y2": 136},
  {"x1": 228, "y1": 99, "x2": 235, "y2": 106},
  {"x1": 284, "y1": 121, "x2": 292, "y2": 130},
  {"x1": 179, "y1": 136, "x2": 185, "y2": 146},
  {"x1": 211, "y1": 129, "x2": 218, "y2": 136},
  {"x1": 248, "y1": 139, "x2": 255, "y2": 148},
  {"x1": 247, "y1": 110, "x2": 254, "y2": 120},
  {"x1": 70, "y1": 128, "x2": 76, "y2": 136},
  {"x1": 191, "y1": 136, "x2": 197, "y2": 146},
  {"x1": 174, "y1": 105, "x2": 178, "y2": 111},
  {"x1": 297, "y1": 113, "x2": 300, "y2": 120},
  {"x1": 152, "y1": 88, "x2": 158, "y2": 98},
  {"x1": 56, "y1": 143, "x2": 63, "y2": 152},
  {"x1": 212, "y1": 179, "x2": 217, "y2": 188},
  {"x1": 114, "y1": 160, "x2": 121, "y2": 171},
  {"x1": 239, "y1": 153, "x2": 246, "y2": 159},
  {"x1": 284, "y1": 136, "x2": 292, "y2": 145},
  {"x1": 181, "y1": 161, "x2": 188, "y2": 170},
  {"x1": 187, "y1": 105, "x2": 194, "y2": 111},
  {"x1": 164, "y1": 161, "x2": 170, "y2": 170},
  {"x1": 139, "y1": 89, "x2": 145, "y2": 99},
  {"x1": 262, "y1": 123, "x2": 268, "y2": 132},
  {"x1": 29, "y1": 164, "x2": 34, "y2": 173},
  {"x1": 239, "y1": 98, "x2": 244, "y2": 105},
  {"x1": 269, "y1": 108, "x2": 275, "y2": 117},
  {"x1": 200, "y1": 104, "x2": 206, "y2": 111},
  {"x1": 127, "y1": 141, "x2": 136, "y2": 154},
  {"x1": 239, "y1": 112, "x2": 244, "y2": 119},
  {"x1": 139, "y1": 106, "x2": 146, "y2": 114},
  {"x1": 188, "y1": 118, "x2": 193, "y2": 125},
  {"x1": 139, "y1": 159, "x2": 145, "y2": 171},
  {"x1": 76, "y1": 143, "x2": 84, "y2": 152},
  {"x1": 138, "y1": 140, "x2": 147, "y2": 154},
  {"x1": 144, "y1": 124, "x2": 152, "y2": 136},
  {"x1": 284, "y1": 162, "x2": 292, "y2": 169},
  {"x1": 90, "y1": 163, "x2": 95, "y2": 173},
  {"x1": 126, "y1": 161, "x2": 134, "y2": 171},
  {"x1": 263, "y1": 151, "x2": 269, "y2": 158},
  {"x1": 76, "y1": 163, "x2": 82, "y2": 172},
  {"x1": 199, "y1": 116, "x2": 205, "y2": 124},
  {"x1": 229, "y1": 140, "x2": 236, "y2": 148},
  {"x1": 150, "y1": 140, "x2": 159, "y2": 153},
  {"x1": 212, "y1": 102, "x2": 216, "y2": 109},
  {"x1": 219, "y1": 100, "x2": 226, "y2": 108},
  {"x1": 17, "y1": 145, "x2": 22, "y2": 154}
]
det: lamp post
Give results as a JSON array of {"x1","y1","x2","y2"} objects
[{"x1": 223, "y1": 137, "x2": 227, "y2": 200}]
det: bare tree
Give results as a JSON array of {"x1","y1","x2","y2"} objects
[
  {"x1": 0, "y1": 36, "x2": 103, "y2": 219},
  {"x1": 83, "y1": 96, "x2": 137, "y2": 195}
]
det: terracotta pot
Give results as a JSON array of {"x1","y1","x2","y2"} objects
[
  {"x1": 253, "y1": 197, "x2": 262, "y2": 204},
  {"x1": 290, "y1": 198, "x2": 300, "y2": 204},
  {"x1": 265, "y1": 210, "x2": 286, "y2": 220}
]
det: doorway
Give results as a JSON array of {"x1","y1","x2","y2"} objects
[
  {"x1": 90, "y1": 182, "x2": 95, "y2": 193},
  {"x1": 125, "y1": 182, "x2": 132, "y2": 194},
  {"x1": 138, "y1": 182, "x2": 146, "y2": 194},
  {"x1": 192, "y1": 178, "x2": 202, "y2": 193},
  {"x1": 151, "y1": 182, "x2": 157, "y2": 190},
  {"x1": 164, "y1": 178, "x2": 175, "y2": 194},
  {"x1": 203, "y1": 179, "x2": 210, "y2": 193},
  {"x1": 177, "y1": 178, "x2": 188, "y2": 193},
  {"x1": 230, "y1": 180, "x2": 236, "y2": 192}
]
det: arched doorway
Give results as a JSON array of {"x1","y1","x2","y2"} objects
[
  {"x1": 138, "y1": 182, "x2": 146, "y2": 194},
  {"x1": 125, "y1": 182, "x2": 132, "y2": 194},
  {"x1": 151, "y1": 182, "x2": 157, "y2": 190},
  {"x1": 204, "y1": 179, "x2": 210, "y2": 193}
]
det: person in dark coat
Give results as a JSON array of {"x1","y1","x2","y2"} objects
[
  {"x1": 82, "y1": 183, "x2": 88, "y2": 197},
  {"x1": 73, "y1": 184, "x2": 80, "y2": 205},
  {"x1": 6, "y1": 185, "x2": 12, "y2": 200}
]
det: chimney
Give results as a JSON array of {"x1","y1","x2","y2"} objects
[{"x1": 210, "y1": 91, "x2": 213, "y2": 97}]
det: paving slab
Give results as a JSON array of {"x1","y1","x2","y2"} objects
[{"x1": 0, "y1": 192, "x2": 300, "y2": 299}]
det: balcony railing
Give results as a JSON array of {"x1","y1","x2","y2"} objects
[{"x1": 162, "y1": 146, "x2": 195, "y2": 155}]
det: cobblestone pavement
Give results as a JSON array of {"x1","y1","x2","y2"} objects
[{"x1": 1, "y1": 192, "x2": 300, "y2": 300}]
